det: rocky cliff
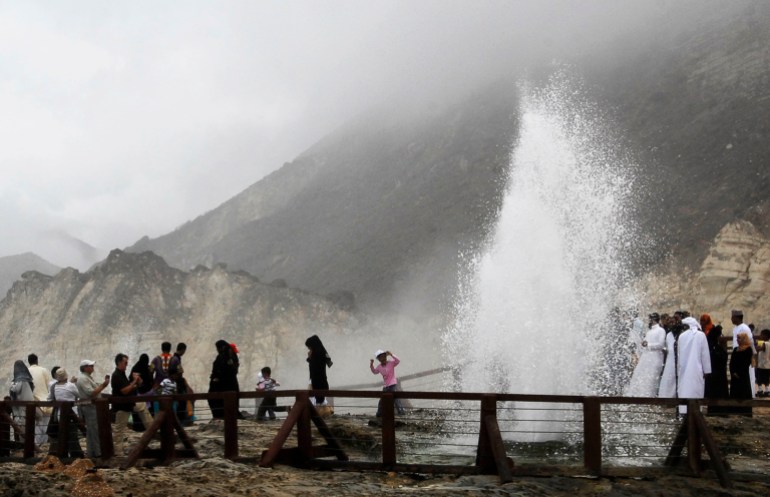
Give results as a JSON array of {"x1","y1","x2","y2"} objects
[
  {"x1": 0, "y1": 249, "x2": 362, "y2": 393},
  {"x1": 643, "y1": 220, "x2": 770, "y2": 328}
]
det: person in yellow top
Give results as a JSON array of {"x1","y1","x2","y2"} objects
[{"x1": 27, "y1": 353, "x2": 52, "y2": 446}]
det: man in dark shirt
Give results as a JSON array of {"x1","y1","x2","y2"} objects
[
  {"x1": 168, "y1": 343, "x2": 191, "y2": 425},
  {"x1": 111, "y1": 353, "x2": 153, "y2": 454}
]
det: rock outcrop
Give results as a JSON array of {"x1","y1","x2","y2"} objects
[
  {"x1": 644, "y1": 220, "x2": 770, "y2": 327},
  {"x1": 693, "y1": 221, "x2": 770, "y2": 325},
  {"x1": 0, "y1": 249, "x2": 360, "y2": 392}
]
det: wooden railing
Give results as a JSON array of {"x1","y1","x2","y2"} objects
[{"x1": 1, "y1": 390, "x2": 762, "y2": 488}]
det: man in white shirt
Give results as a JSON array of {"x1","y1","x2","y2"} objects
[
  {"x1": 731, "y1": 310, "x2": 755, "y2": 352},
  {"x1": 659, "y1": 317, "x2": 711, "y2": 414},
  {"x1": 27, "y1": 353, "x2": 52, "y2": 445}
]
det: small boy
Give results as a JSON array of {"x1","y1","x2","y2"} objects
[
  {"x1": 370, "y1": 349, "x2": 406, "y2": 417},
  {"x1": 756, "y1": 329, "x2": 770, "y2": 397},
  {"x1": 160, "y1": 374, "x2": 177, "y2": 396},
  {"x1": 256, "y1": 367, "x2": 280, "y2": 421}
]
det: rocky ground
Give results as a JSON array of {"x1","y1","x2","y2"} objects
[{"x1": 1, "y1": 407, "x2": 769, "y2": 497}]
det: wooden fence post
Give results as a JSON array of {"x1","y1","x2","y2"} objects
[
  {"x1": 223, "y1": 392, "x2": 239, "y2": 459},
  {"x1": 95, "y1": 398, "x2": 114, "y2": 460},
  {"x1": 583, "y1": 397, "x2": 602, "y2": 474},
  {"x1": 381, "y1": 393, "x2": 396, "y2": 466},
  {"x1": 686, "y1": 400, "x2": 701, "y2": 474},
  {"x1": 0, "y1": 402, "x2": 9, "y2": 457},
  {"x1": 24, "y1": 405, "x2": 36, "y2": 459},
  {"x1": 476, "y1": 395, "x2": 497, "y2": 473}
]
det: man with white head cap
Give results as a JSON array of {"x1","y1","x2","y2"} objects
[
  {"x1": 76, "y1": 359, "x2": 110, "y2": 459},
  {"x1": 659, "y1": 316, "x2": 711, "y2": 414}
]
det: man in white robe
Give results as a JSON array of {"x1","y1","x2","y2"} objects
[
  {"x1": 658, "y1": 317, "x2": 711, "y2": 414},
  {"x1": 625, "y1": 313, "x2": 667, "y2": 397}
]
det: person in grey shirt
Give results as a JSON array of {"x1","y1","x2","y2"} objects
[{"x1": 75, "y1": 360, "x2": 110, "y2": 459}]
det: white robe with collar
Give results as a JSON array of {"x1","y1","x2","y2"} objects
[
  {"x1": 658, "y1": 328, "x2": 711, "y2": 411},
  {"x1": 625, "y1": 324, "x2": 666, "y2": 397}
]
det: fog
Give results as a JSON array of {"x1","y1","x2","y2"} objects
[{"x1": 0, "y1": 0, "x2": 721, "y2": 268}]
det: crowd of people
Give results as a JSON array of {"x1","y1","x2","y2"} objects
[
  {"x1": 4, "y1": 334, "x2": 355, "y2": 459},
  {"x1": 624, "y1": 309, "x2": 770, "y2": 416},
  {"x1": 7, "y1": 343, "x2": 191, "y2": 459}
]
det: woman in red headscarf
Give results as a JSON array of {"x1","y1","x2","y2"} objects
[{"x1": 701, "y1": 313, "x2": 729, "y2": 415}]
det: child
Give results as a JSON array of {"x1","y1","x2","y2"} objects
[
  {"x1": 160, "y1": 374, "x2": 177, "y2": 396},
  {"x1": 757, "y1": 329, "x2": 770, "y2": 397},
  {"x1": 369, "y1": 350, "x2": 406, "y2": 417},
  {"x1": 256, "y1": 367, "x2": 280, "y2": 421}
]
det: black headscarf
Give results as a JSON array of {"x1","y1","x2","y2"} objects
[
  {"x1": 131, "y1": 353, "x2": 154, "y2": 394},
  {"x1": 305, "y1": 335, "x2": 333, "y2": 368},
  {"x1": 13, "y1": 360, "x2": 34, "y2": 390}
]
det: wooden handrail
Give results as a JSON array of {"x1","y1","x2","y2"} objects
[{"x1": 0, "y1": 392, "x2": 750, "y2": 488}]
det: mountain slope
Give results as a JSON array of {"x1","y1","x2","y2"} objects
[
  {"x1": 129, "y1": 1, "x2": 770, "y2": 317},
  {"x1": 0, "y1": 249, "x2": 359, "y2": 391},
  {"x1": 0, "y1": 252, "x2": 60, "y2": 298},
  {"x1": 130, "y1": 86, "x2": 518, "y2": 313}
]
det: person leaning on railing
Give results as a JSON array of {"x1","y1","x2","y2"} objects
[{"x1": 75, "y1": 359, "x2": 110, "y2": 459}]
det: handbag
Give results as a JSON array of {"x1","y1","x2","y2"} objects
[{"x1": 46, "y1": 385, "x2": 59, "y2": 438}]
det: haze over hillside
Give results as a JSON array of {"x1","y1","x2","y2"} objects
[
  {"x1": 0, "y1": 252, "x2": 60, "y2": 297},
  {"x1": 125, "y1": 2, "x2": 770, "y2": 322},
  {"x1": 129, "y1": 85, "x2": 517, "y2": 316}
]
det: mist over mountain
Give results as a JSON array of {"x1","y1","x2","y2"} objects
[
  {"x1": 0, "y1": 252, "x2": 60, "y2": 297},
  {"x1": 129, "y1": 85, "x2": 518, "y2": 316},
  {"x1": 128, "y1": 1, "x2": 770, "y2": 324}
]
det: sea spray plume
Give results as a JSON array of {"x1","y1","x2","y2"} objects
[{"x1": 443, "y1": 67, "x2": 643, "y2": 405}]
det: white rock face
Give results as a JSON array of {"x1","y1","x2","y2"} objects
[
  {"x1": 645, "y1": 220, "x2": 770, "y2": 328},
  {"x1": 0, "y1": 250, "x2": 360, "y2": 394},
  {"x1": 694, "y1": 221, "x2": 770, "y2": 325}
]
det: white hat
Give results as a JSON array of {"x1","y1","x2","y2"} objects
[
  {"x1": 80, "y1": 359, "x2": 95, "y2": 367},
  {"x1": 374, "y1": 349, "x2": 386, "y2": 359}
]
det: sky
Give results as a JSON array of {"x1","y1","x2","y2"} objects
[{"x1": 0, "y1": 0, "x2": 678, "y2": 269}]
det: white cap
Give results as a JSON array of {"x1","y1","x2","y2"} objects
[
  {"x1": 374, "y1": 349, "x2": 386, "y2": 359},
  {"x1": 80, "y1": 359, "x2": 95, "y2": 367}
]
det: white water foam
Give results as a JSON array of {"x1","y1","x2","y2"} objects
[{"x1": 443, "y1": 70, "x2": 641, "y2": 441}]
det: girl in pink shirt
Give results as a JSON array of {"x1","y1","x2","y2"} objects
[{"x1": 370, "y1": 350, "x2": 406, "y2": 416}]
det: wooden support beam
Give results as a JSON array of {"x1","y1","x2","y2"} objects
[
  {"x1": 260, "y1": 392, "x2": 309, "y2": 467},
  {"x1": 691, "y1": 406, "x2": 732, "y2": 489},
  {"x1": 122, "y1": 410, "x2": 166, "y2": 469},
  {"x1": 665, "y1": 420, "x2": 688, "y2": 467},
  {"x1": 297, "y1": 399, "x2": 313, "y2": 463},
  {"x1": 309, "y1": 407, "x2": 348, "y2": 461}
]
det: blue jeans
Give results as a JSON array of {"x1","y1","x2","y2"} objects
[{"x1": 376, "y1": 384, "x2": 405, "y2": 417}]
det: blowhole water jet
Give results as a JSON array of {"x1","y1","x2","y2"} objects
[{"x1": 443, "y1": 70, "x2": 643, "y2": 442}]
